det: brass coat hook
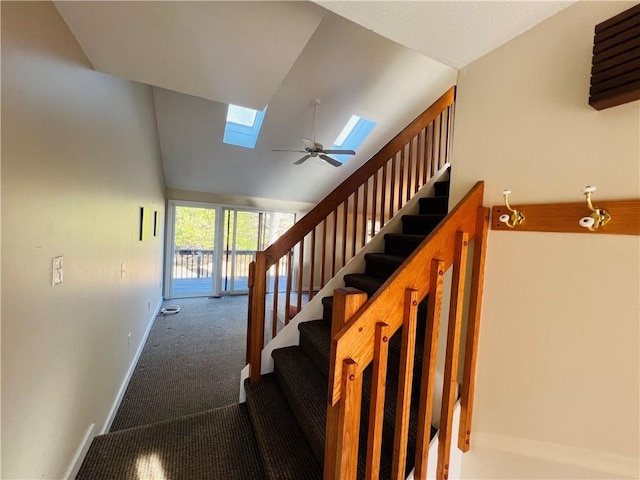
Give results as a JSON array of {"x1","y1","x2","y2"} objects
[
  {"x1": 498, "y1": 190, "x2": 525, "y2": 228},
  {"x1": 579, "y1": 186, "x2": 611, "y2": 231}
]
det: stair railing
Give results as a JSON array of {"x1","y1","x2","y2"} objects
[
  {"x1": 325, "y1": 182, "x2": 489, "y2": 480},
  {"x1": 248, "y1": 87, "x2": 457, "y2": 382}
]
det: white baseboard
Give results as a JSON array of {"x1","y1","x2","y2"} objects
[
  {"x1": 101, "y1": 297, "x2": 163, "y2": 434},
  {"x1": 64, "y1": 423, "x2": 96, "y2": 480}
]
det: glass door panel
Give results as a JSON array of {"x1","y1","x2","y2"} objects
[{"x1": 170, "y1": 205, "x2": 216, "y2": 297}]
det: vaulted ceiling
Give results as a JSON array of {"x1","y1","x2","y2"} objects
[{"x1": 54, "y1": 1, "x2": 574, "y2": 205}]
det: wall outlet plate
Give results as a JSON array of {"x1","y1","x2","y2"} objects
[{"x1": 52, "y1": 256, "x2": 63, "y2": 286}]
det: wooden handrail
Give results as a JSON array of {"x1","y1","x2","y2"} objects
[
  {"x1": 248, "y1": 86, "x2": 456, "y2": 382},
  {"x1": 325, "y1": 182, "x2": 489, "y2": 480},
  {"x1": 263, "y1": 87, "x2": 456, "y2": 268}
]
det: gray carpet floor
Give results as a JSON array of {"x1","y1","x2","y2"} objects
[
  {"x1": 77, "y1": 404, "x2": 264, "y2": 480},
  {"x1": 110, "y1": 296, "x2": 250, "y2": 432}
]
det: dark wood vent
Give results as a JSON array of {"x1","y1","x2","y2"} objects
[{"x1": 589, "y1": 3, "x2": 640, "y2": 110}]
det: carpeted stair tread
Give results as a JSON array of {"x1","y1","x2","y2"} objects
[
  {"x1": 272, "y1": 346, "x2": 328, "y2": 464},
  {"x1": 245, "y1": 374, "x2": 322, "y2": 480},
  {"x1": 343, "y1": 273, "x2": 385, "y2": 297},
  {"x1": 364, "y1": 253, "x2": 407, "y2": 280},
  {"x1": 76, "y1": 404, "x2": 264, "y2": 480},
  {"x1": 419, "y1": 196, "x2": 448, "y2": 215}
]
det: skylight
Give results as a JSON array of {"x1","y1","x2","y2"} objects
[
  {"x1": 223, "y1": 104, "x2": 267, "y2": 149},
  {"x1": 330, "y1": 115, "x2": 377, "y2": 164}
]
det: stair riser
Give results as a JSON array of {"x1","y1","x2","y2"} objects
[
  {"x1": 419, "y1": 196, "x2": 448, "y2": 215},
  {"x1": 383, "y1": 237, "x2": 424, "y2": 257},
  {"x1": 365, "y1": 259, "x2": 401, "y2": 280},
  {"x1": 401, "y1": 216, "x2": 443, "y2": 235},
  {"x1": 434, "y1": 181, "x2": 450, "y2": 197}
]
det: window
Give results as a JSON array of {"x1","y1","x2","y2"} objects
[
  {"x1": 223, "y1": 104, "x2": 267, "y2": 149},
  {"x1": 330, "y1": 115, "x2": 377, "y2": 163}
]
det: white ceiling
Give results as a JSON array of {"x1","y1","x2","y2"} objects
[
  {"x1": 53, "y1": 1, "x2": 575, "y2": 205},
  {"x1": 317, "y1": 1, "x2": 576, "y2": 69}
]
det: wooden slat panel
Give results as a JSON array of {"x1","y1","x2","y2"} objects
[
  {"x1": 249, "y1": 252, "x2": 267, "y2": 382},
  {"x1": 593, "y1": 34, "x2": 640, "y2": 64},
  {"x1": 594, "y1": 22, "x2": 640, "y2": 54},
  {"x1": 329, "y1": 181, "x2": 484, "y2": 405},
  {"x1": 365, "y1": 322, "x2": 390, "y2": 480},
  {"x1": 415, "y1": 259, "x2": 445, "y2": 479},
  {"x1": 590, "y1": 79, "x2": 640, "y2": 110},
  {"x1": 459, "y1": 207, "x2": 490, "y2": 451},
  {"x1": 591, "y1": 46, "x2": 640, "y2": 74},
  {"x1": 595, "y1": 3, "x2": 640, "y2": 37},
  {"x1": 391, "y1": 289, "x2": 419, "y2": 480},
  {"x1": 437, "y1": 232, "x2": 469, "y2": 480},
  {"x1": 590, "y1": 68, "x2": 640, "y2": 95},
  {"x1": 591, "y1": 57, "x2": 640, "y2": 84},
  {"x1": 491, "y1": 199, "x2": 640, "y2": 235}
]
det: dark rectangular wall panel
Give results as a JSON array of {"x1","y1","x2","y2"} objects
[{"x1": 590, "y1": 3, "x2": 640, "y2": 110}]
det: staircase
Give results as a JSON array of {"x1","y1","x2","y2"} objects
[{"x1": 244, "y1": 180, "x2": 451, "y2": 479}]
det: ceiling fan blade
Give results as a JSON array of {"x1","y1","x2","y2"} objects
[
  {"x1": 321, "y1": 149, "x2": 356, "y2": 155},
  {"x1": 273, "y1": 149, "x2": 307, "y2": 153},
  {"x1": 319, "y1": 154, "x2": 342, "y2": 167},
  {"x1": 294, "y1": 154, "x2": 312, "y2": 165}
]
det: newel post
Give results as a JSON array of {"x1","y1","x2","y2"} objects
[
  {"x1": 248, "y1": 251, "x2": 267, "y2": 383},
  {"x1": 324, "y1": 288, "x2": 368, "y2": 480}
]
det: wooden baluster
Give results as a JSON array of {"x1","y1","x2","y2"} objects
[
  {"x1": 309, "y1": 227, "x2": 316, "y2": 301},
  {"x1": 325, "y1": 288, "x2": 368, "y2": 480},
  {"x1": 372, "y1": 171, "x2": 379, "y2": 238},
  {"x1": 412, "y1": 136, "x2": 420, "y2": 194},
  {"x1": 391, "y1": 288, "x2": 419, "y2": 480},
  {"x1": 365, "y1": 322, "x2": 390, "y2": 480},
  {"x1": 297, "y1": 237, "x2": 304, "y2": 313},
  {"x1": 389, "y1": 155, "x2": 397, "y2": 218},
  {"x1": 246, "y1": 261, "x2": 255, "y2": 364},
  {"x1": 398, "y1": 148, "x2": 405, "y2": 212},
  {"x1": 352, "y1": 187, "x2": 359, "y2": 258},
  {"x1": 430, "y1": 120, "x2": 437, "y2": 177},
  {"x1": 321, "y1": 219, "x2": 327, "y2": 289},
  {"x1": 249, "y1": 252, "x2": 267, "y2": 382},
  {"x1": 361, "y1": 178, "x2": 369, "y2": 248},
  {"x1": 272, "y1": 259, "x2": 279, "y2": 340},
  {"x1": 419, "y1": 128, "x2": 427, "y2": 187},
  {"x1": 285, "y1": 250, "x2": 293, "y2": 325},
  {"x1": 332, "y1": 210, "x2": 338, "y2": 278},
  {"x1": 439, "y1": 111, "x2": 446, "y2": 170},
  {"x1": 379, "y1": 165, "x2": 385, "y2": 228},
  {"x1": 342, "y1": 200, "x2": 348, "y2": 269},
  {"x1": 415, "y1": 259, "x2": 445, "y2": 478},
  {"x1": 437, "y1": 232, "x2": 469, "y2": 479},
  {"x1": 458, "y1": 207, "x2": 490, "y2": 451}
]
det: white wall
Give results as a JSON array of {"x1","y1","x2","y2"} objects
[
  {"x1": 1, "y1": 2, "x2": 166, "y2": 478},
  {"x1": 450, "y1": 1, "x2": 639, "y2": 478}
]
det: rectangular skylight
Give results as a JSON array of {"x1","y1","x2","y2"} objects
[
  {"x1": 223, "y1": 104, "x2": 267, "y2": 149},
  {"x1": 330, "y1": 115, "x2": 377, "y2": 164}
]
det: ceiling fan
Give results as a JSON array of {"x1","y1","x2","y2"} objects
[{"x1": 273, "y1": 98, "x2": 355, "y2": 167}]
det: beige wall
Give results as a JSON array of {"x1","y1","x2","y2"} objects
[
  {"x1": 1, "y1": 2, "x2": 166, "y2": 478},
  {"x1": 450, "y1": 1, "x2": 639, "y2": 478}
]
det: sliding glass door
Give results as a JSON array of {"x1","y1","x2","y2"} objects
[{"x1": 165, "y1": 202, "x2": 295, "y2": 298}]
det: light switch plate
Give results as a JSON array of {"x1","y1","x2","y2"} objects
[{"x1": 52, "y1": 256, "x2": 63, "y2": 286}]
